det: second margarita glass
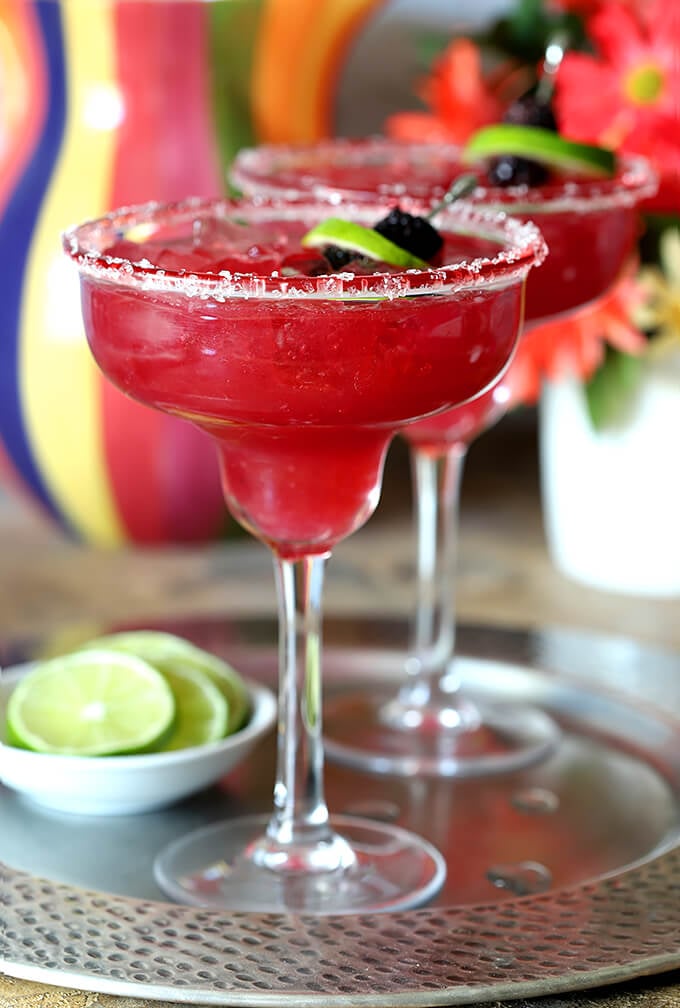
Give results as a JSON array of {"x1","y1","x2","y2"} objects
[{"x1": 232, "y1": 137, "x2": 657, "y2": 777}]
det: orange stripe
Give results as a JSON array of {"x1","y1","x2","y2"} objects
[
  {"x1": 0, "y1": 0, "x2": 46, "y2": 212},
  {"x1": 251, "y1": 0, "x2": 387, "y2": 143},
  {"x1": 305, "y1": 0, "x2": 388, "y2": 139}
]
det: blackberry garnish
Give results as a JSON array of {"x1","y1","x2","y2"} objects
[
  {"x1": 280, "y1": 250, "x2": 329, "y2": 276},
  {"x1": 319, "y1": 209, "x2": 444, "y2": 272},
  {"x1": 373, "y1": 207, "x2": 443, "y2": 261},
  {"x1": 488, "y1": 91, "x2": 557, "y2": 187},
  {"x1": 304, "y1": 183, "x2": 481, "y2": 273},
  {"x1": 504, "y1": 92, "x2": 557, "y2": 131},
  {"x1": 323, "y1": 245, "x2": 358, "y2": 270},
  {"x1": 488, "y1": 154, "x2": 549, "y2": 187}
]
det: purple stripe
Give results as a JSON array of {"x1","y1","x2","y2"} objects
[{"x1": 0, "y1": 1, "x2": 68, "y2": 523}]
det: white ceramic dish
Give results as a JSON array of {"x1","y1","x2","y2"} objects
[{"x1": 0, "y1": 663, "x2": 276, "y2": 816}]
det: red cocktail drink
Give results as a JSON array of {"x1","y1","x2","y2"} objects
[
  {"x1": 81, "y1": 211, "x2": 521, "y2": 557},
  {"x1": 64, "y1": 196, "x2": 545, "y2": 912},
  {"x1": 403, "y1": 381, "x2": 511, "y2": 452}
]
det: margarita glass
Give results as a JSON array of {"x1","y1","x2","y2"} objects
[
  {"x1": 232, "y1": 137, "x2": 658, "y2": 777},
  {"x1": 63, "y1": 195, "x2": 545, "y2": 913}
]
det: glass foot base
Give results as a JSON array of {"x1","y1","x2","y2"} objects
[
  {"x1": 323, "y1": 687, "x2": 560, "y2": 777},
  {"x1": 154, "y1": 813, "x2": 446, "y2": 914}
]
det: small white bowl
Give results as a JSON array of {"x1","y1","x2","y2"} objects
[{"x1": 0, "y1": 664, "x2": 276, "y2": 816}]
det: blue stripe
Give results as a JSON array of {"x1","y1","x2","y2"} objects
[{"x1": 0, "y1": 1, "x2": 66, "y2": 521}]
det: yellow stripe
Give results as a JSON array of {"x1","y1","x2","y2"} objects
[{"x1": 20, "y1": 0, "x2": 124, "y2": 545}]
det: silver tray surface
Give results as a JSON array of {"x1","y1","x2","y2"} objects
[{"x1": 1, "y1": 617, "x2": 680, "y2": 1006}]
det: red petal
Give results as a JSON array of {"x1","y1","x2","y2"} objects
[
  {"x1": 384, "y1": 112, "x2": 458, "y2": 144},
  {"x1": 587, "y1": 4, "x2": 645, "y2": 64},
  {"x1": 556, "y1": 55, "x2": 626, "y2": 141}
]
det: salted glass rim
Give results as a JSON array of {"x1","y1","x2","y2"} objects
[
  {"x1": 231, "y1": 136, "x2": 658, "y2": 215},
  {"x1": 62, "y1": 194, "x2": 547, "y2": 301}
]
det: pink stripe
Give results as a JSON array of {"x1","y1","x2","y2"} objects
[{"x1": 100, "y1": 1, "x2": 224, "y2": 541}]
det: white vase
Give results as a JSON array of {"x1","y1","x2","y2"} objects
[{"x1": 539, "y1": 353, "x2": 680, "y2": 597}]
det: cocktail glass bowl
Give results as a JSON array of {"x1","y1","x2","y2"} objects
[
  {"x1": 232, "y1": 139, "x2": 658, "y2": 777},
  {"x1": 63, "y1": 194, "x2": 545, "y2": 911}
]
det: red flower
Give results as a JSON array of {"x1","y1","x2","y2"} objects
[
  {"x1": 548, "y1": 0, "x2": 654, "y2": 17},
  {"x1": 555, "y1": 0, "x2": 680, "y2": 212},
  {"x1": 385, "y1": 38, "x2": 530, "y2": 144},
  {"x1": 506, "y1": 271, "x2": 647, "y2": 406}
]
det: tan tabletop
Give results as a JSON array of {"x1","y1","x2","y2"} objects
[{"x1": 1, "y1": 411, "x2": 679, "y2": 1007}]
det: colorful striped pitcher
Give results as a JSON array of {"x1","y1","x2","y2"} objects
[{"x1": 0, "y1": 0, "x2": 384, "y2": 545}]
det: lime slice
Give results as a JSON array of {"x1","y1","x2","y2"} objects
[
  {"x1": 184, "y1": 646, "x2": 251, "y2": 734},
  {"x1": 151, "y1": 662, "x2": 228, "y2": 751},
  {"x1": 5, "y1": 650, "x2": 175, "y2": 756},
  {"x1": 79, "y1": 631, "x2": 251, "y2": 735},
  {"x1": 301, "y1": 218, "x2": 429, "y2": 269},
  {"x1": 462, "y1": 125, "x2": 616, "y2": 178}
]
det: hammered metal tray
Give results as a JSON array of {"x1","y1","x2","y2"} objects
[{"x1": 1, "y1": 617, "x2": 680, "y2": 1006}]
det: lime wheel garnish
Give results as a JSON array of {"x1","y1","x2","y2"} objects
[
  {"x1": 302, "y1": 218, "x2": 429, "y2": 269},
  {"x1": 462, "y1": 125, "x2": 616, "y2": 179}
]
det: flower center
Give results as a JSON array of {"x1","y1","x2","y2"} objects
[{"x1": 624, "y1": 63, "x2": 665, "y2": 105}]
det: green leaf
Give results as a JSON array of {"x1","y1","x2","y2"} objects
[
  {"x1": 584, "y1": 347, "x2": 644, "y2": 431},
  {"x1": 639, "y1": 211, "x2": 680, "y2": 265},
  {"x1": 209, "y1": 0, "x2": 265, "y2": 173},
  {"x1": 415, "y1": 32, "x2": 454, "y2": 72},
  {"x1": 483, "y1": 2, "x2": 586, "y2": 64}
]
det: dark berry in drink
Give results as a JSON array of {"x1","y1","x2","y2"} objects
[
  {"x1": 280, "y1": 250, "x2": 329, "y2": 276},
  {"x1": 373, "y1": 207, "x2": 443, "y2": 261},
  {"x1": 323, "y1": 245, "x2": 358, "y2": 270},
  {"x1": 487, "y1": 90, "x2": 556, "y2": 187},
  {"x1": 488, "y1": 155, "x2": 550, "y2": 187},
  {"x1": 504, "y1": 92, "x2": 557, "y2": 131}
]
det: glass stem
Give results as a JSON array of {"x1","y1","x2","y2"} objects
[
  {"x1": 395, "y1": 444, "x2": 478, "y2": 726},
  {"x1": 253, "y1": 553, "x2": 355, "y2": 873}
]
